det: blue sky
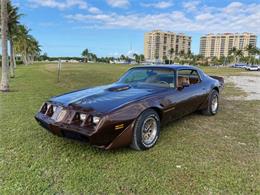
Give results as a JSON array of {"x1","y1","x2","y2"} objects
[{"x1": 13, "y1": 0, "x2": 260, "y2": 57}]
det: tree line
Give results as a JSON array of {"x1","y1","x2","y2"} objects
[
  {"x1": 163, "y1": 46, "x2": 260, "y2": 66},
  {"x1": 80, "y1": 46, "x2": 259, "y2": 66},
  {"x1": 1, "y1": 0, "x2": 40, "y2": 92},
  {"x1": 80, "y1": 48, "x2": 145, "y2": 63}
]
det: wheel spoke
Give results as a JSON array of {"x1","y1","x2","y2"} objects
[{"x1": 141, "y1": 117, "x2": 157, "y2": 146}]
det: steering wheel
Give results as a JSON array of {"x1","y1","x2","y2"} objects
[{"x1": 159, "y1": 81, "x2": 168, "y2": 85}]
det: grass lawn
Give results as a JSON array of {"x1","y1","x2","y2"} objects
[{"x1": 0, "y1": 63, "x2": 259, "y2": 194}]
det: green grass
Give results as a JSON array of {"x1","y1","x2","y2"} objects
[{"x1": 0, "y1": 63, "x2": 259, "y2": 194}]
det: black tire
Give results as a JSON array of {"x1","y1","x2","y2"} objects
[
  {"x1": 130, "y1": 109, "x2": 160, "y2": 151},
  {"x1": 202, "y1": 89, "x2": 219, "y2": 116}
]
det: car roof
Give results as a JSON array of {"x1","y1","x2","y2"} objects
[{"x1": 131, "y1": 64, "x2": 201, "y2": 71}]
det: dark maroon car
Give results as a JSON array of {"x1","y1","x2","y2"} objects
[{"x1": 35, "y1": 65, "x2": 224, "y2": 150}]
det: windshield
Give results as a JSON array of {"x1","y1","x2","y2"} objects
[{"x1": 117, "y1": 68, "x2": 176, "y2": 88}]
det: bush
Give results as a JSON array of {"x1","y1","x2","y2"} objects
[
  {"x1": 16, "y1": 60, "x2": 23, "y2": 65},
  {"x1": 0, "y1": 60, "x2": 24, "y2": 66}
]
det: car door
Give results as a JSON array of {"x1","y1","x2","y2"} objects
[
  {"x1": 186, "y1": 69, "x2": 207, "y2": 109},
  {"x1": 161, "y1": 69, "x2": 206, "y2": 121}
]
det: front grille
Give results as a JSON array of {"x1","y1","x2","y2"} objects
[{"x1": 39, "y1": 102, "x2": 95, "y2": 133}]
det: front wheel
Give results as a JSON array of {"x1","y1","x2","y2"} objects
[
  {"x1": 130, "y1": 109, "x2": 160, "y2": 150},
  {"x1": 202, "y1": 89, "x2": 219, "y2": 116}
]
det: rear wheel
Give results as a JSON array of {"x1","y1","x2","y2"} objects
[
  {"x1": 130, "y1": 109, "x2": 160, "y2": 150},
  {"x1": 202, "y1": 89, "x2": 219, "y2": 116}
]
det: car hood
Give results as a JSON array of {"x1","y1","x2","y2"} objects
[{"x1": 50, "y1": 83, "x2": 166, "y2": 113}]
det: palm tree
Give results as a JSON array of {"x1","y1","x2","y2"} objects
[
  {"x1": 90, "y1": 53, "x2": 97, "y2": 62},
  {"x1": 245, "y1": 44, "x2": 256, "y2": 64},
  {"x1": 228, "y1": 47, "x2": 237, "y2": 63},
  {"x1": 162, "y1": 55, "x2": 168, "y2": 64},
  {"x1": 13, "y1": 25, "x2": 28, "y2": 64},
  {"x1": 13, "y1": 25, "x2": 41, "y2": 65},
  {"x1": 133, "y1": 53, "x2": 140, "y2": 63},
  {"x1": 251, "y1": 47, "x2": 259, "y2": 65},
  {"x1": 0, "y1": 1, "x2": 21, "y2": 76},
  {"x1": 13, "y1": 25, "x2": 30, "y2": 65},
  {"x1": 120, "y1": 54, "x2": 126, "y2": 61},
  {"x1": 211, "y1": 56, "x2": 218, "y2": 65},
  {"x1": 194, "y1": 54, "x2": 205, "y2": 65},
  {"x1": 7, "y1": 2, "x2": 22, "y2": 77},
  {"x1": 235, "y1": 49, "x2": 243, "y2": 63},
  {"x1": 229, "y1": 47, "x2": 237, "y2": 55},
  {"x1": 184, "y1": 49, "x2": 193, "y2": 64},
  {"x1": 255, "y1": 47, "x2": 260, "y2": 64},
  {"x1": 179, "y1": 50, "x2": 185, "y2": 57},
  {"x1": 81, "y1": 49, "x2": 89, "y2": 63},
  {"x1": 168, "y1": 48, "x2": 174, "y2": 64},
  {"x1": 219, "y1": 56, "x2": 226, "y2": 65},
  {"x1": 0, "y1": 0, "x2": 9, "y2": 92},
  {"x1": 139, "y1": 54, "x2": 144, "y2": 63},
  {"x1": 26, "y1": 35, "x2": 41, "y2": 64}
]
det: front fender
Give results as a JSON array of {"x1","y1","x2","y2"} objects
[
  {"x1": 105, "y1": 119, "x2": 136, "y2": 149},
  {"x1": 100, "y1": 99, "x2": 163, "y2": 149}
]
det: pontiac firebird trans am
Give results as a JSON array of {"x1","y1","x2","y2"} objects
[{"x1": 35, "y1": 65, "x2": 224, "y2": 150}]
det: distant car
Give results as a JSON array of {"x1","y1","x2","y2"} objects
[
  {"x1": 232, "y1": 64, "x2": 247, "y2": 68},
  {"x1": 35, "y1": 65, "x2": 224, "y2": 150},
  {"x1": 245, "y1": 65, "x2": 259, "y2": 71}
]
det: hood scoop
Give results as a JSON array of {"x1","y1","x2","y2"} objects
[{"x1": 107, "y1": 84, "x2": 131, "y2": 92}]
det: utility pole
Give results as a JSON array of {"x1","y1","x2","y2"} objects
[{"x1": 57, "y1": 59, "x2": 61, "y2": 82}]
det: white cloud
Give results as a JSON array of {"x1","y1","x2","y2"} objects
[
  {"x1": 66, "y1": 11, "x2": 197, "y2": 31},
  {"x1": 28, "y1": 0, "x2": 88, "y2": 10},
  {"x1": 195, "y1": 13, "x2": 214, "y2": 21},
  {"x1": 223, "y1": 2, "x2": 243, "y2": 13},
  {"x1": 182, "y1": 0, "x2": 201, "y2": 12},
  {"x1": 28, "y1": 0, "x2": 102, "y2": 14},
  {"x1": 88, "y1": 7, "x2": 102, "y2": 14},
  {"x1": 106, "y1": 0, "x2": 130, "y2": 8},
  {"x1": 141, "y1": 1, "x2": 173, "y2": 9},
  {"x1": 66, "y1": 2, "x2": 260, "y2": 34}
]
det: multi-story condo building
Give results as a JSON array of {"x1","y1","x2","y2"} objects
[
  {"x1": 144, "y1": 30, "x2": 192, "y2": 63},
  {"x1": 200, "y1": 33, "x2": 257, "y2": 58}
]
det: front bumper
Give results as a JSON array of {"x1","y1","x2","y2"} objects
[
  {"x1": 35, "y1": 112, "x2": 134, "y2": 149},
  {"x1": 35, "y1": 112, "x2": 93, "y2": 139}
]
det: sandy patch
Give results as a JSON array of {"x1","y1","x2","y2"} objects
[
  {"x1": 225, "y1": 74, "x2": 260, "y2": 100},
  {"x1": 241, "y1": 71, "x2": 260, "y2": 77}
]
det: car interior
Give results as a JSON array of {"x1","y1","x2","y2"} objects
[
  {"x1": 177, "y1": 69, "x2": 200, "y2": 88},
  {"x1": 178, "y1": 77, "x2": 190, "y2": 88}
]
